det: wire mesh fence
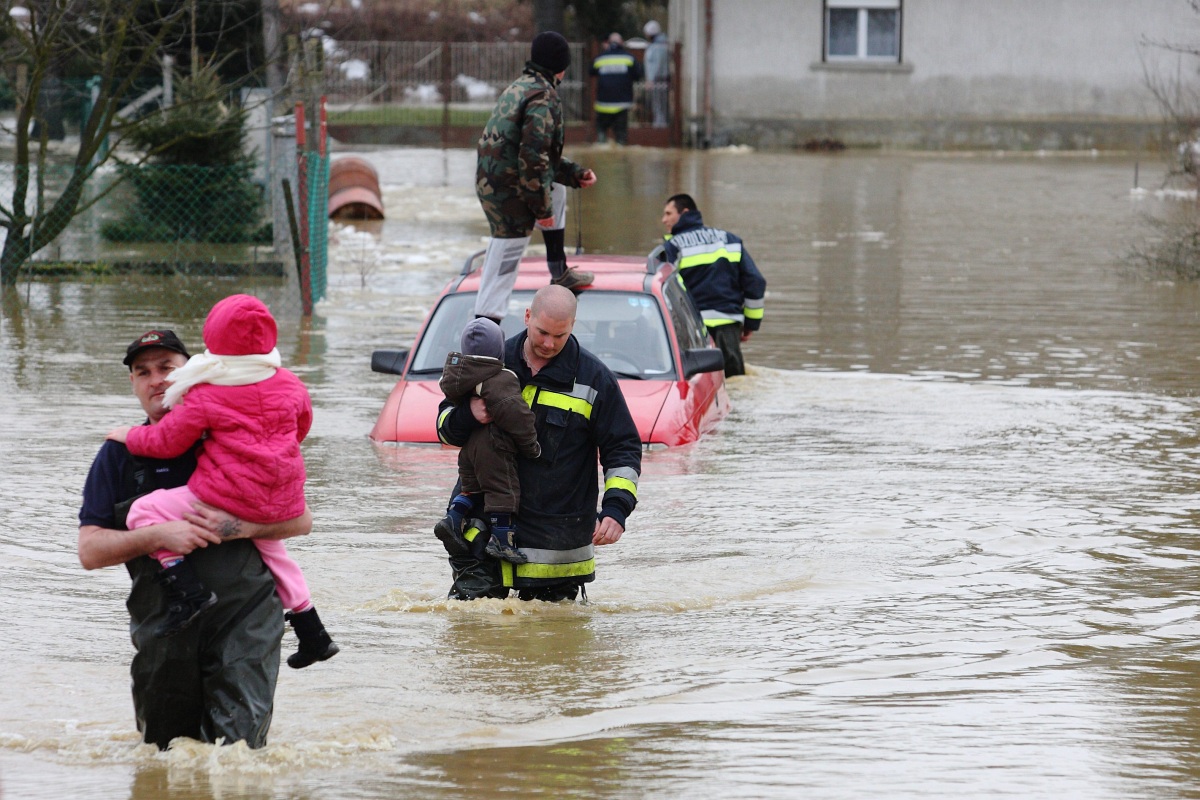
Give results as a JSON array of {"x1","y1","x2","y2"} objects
[{"x1": 2, "y1": 151, "x2": 329, "y2": 321}]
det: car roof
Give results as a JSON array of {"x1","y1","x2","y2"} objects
[{"x1": 453, "y1": 253, "x2": 664, "y2": 295}]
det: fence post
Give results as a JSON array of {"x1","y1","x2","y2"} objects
[
  {"x1": 295, "y1": 102, "x2": 313, "y2": 316},
  {"x1": 671, "y1": 42, "x2": 682, "y2": 148},
  {"x1": 310, "y1": 96, "x2": 328, "y2": 304},
  {"x1": 440, "y1": 41, "x2": 451, "y2": 149}
]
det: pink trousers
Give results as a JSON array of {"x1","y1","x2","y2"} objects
[{"x1": 127, "y1": 485, "x2": 311, "y2": 611}]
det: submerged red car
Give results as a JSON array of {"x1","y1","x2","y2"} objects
[{"x1": 370, "y1": 251, "x2": 730, "y2": 448}]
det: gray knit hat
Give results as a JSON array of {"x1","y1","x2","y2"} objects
[{"x1": 460, "y1": 317, "x2": 505, "y2": 360}]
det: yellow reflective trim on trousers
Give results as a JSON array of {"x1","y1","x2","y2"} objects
[
  {"x1": 515, "y1": 558, "x2": 596, "y2": 579},
  {"x1": 531, "y1": 388, "x2": 593, "y2": 419},
  {"x1": 501, "y1": 560, "x2": 514, "y2": 587},
  {"x1": 595, "y1": 102, "x2": 632, "y2": 113},
  {"x1": 464, "y1": 524, "x2": 482, "y2": 542},
  {"x1": 605, "y1": 476, "x2": 638, "y2": 497},
  {"x1": 679, "y1": 248, "x2": 742, "y2": 269},
  {"x1": 437, "y1": 407, "x2": 455, "y2": 444}
]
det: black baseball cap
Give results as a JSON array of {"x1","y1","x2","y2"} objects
[{"x1": 123, "y1": 329, "x2": 190, "y2": 368}]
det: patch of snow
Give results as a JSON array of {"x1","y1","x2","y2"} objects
[
  {"x1": 453, "y1": 75, "x2": 495, "y2": 102},
  {"x1": 340, "y1": 59, "x2": 370, "y2": 81}
]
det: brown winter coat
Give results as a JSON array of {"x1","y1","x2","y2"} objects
[{"x1": 440, "y1": 352, "x2": 540, "y2": 512}]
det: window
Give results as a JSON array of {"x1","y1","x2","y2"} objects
[
  {"x1": 826, "y1": 0, "x2": 900, "y2": 62},
  {"x1": 662, "y1": 275, "x2": 710, "y2": 352}
]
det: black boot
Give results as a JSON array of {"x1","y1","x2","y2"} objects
[
  {"x1": 154, "y1": 559, "x2": 218, "y2": 638},
  {"x1": 285, "y1": 607, "x2": 340, "y2": 669},
  {"x1": 434, "y1": 493, "x2": 475, "y2": 557}
]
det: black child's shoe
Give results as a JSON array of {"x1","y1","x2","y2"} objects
[
  {"x1": 154, "y1": 559, "x2": 218, "y2": 638},
  {"x1": 434, "y1": 494, "x2": 475, "y2": 557},
  {"x1": 285, "y1": 607, "x2": 341, "y2": 669},
  {"x1": 434, "y1": 511, "x2": 471, "y2": 557}
]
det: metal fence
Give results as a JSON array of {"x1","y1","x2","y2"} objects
[
  {"x1": 320, "y1": 41, "x2": 590, "y2": 125},
  {"x1": 317, "y1": 40, "x2": 682, "y2": 146},
  {"x1": 4, "y1": 136, "x2": 329, "y2": 320}
]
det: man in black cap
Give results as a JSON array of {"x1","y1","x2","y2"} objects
[
  {"x1": 474, "y1": 31, "x2": 599, "y2": 323},
  {"x1": 78, "y1": 329, "x2": 312, "y2": 750}
]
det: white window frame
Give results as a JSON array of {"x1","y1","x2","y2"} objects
[{"x1": 825, "y1": 0, "x2": 902, "y2": 63}]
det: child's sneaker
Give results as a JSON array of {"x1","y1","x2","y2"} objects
[
  {"x1": 154, "y1": 559, "x2": 218, "y2": 638},
  {"x1": 285, "y1": 607, "x2": 340, "y2": 669},
  {"x1": 484, "y1": 515, "x2": 528, "y2": 564}
]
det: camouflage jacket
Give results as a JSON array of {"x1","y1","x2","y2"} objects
[{"x1": 476, "y1": 62, "x2": 586, "y2": 235}]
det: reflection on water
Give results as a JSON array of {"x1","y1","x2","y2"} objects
[{"x1": 4, "y1": 148, "x2": 1200, "y2": 799}]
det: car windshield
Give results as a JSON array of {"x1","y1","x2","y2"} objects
[{"x1": 409, "y1": 290, "x2": 676, "y2": 380}]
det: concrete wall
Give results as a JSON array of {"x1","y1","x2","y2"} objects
[{"x1": 669, "y1": 0, "x2": 1200, "y2": 149}]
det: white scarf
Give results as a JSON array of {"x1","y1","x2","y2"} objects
[{"x1": 163, "y1": 348, "x2": 282, "y2": 409}]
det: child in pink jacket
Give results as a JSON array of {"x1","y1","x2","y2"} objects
[{"x1": 107, "y1": 294, "x2": 338, "y2": 669}]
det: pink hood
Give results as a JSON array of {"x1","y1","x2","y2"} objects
[{"x1": 204, "y1": 294, "x2": 277, "y2": 356}]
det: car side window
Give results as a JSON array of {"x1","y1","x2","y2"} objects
[
  {"x1": 663, "y1": 273, "x2": 709, "y2": 351},
  {"x1": 577, "y1": 293, "x2": 674, "y2": 378}
]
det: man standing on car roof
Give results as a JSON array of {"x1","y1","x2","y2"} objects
[
  {"x1": 661, "y1": 193, "x2": 766, "y2": 377},
  {"x1": 475, "y1": 31, "x2": 599, "y2": 324},
  {"x1": 436, "y1": 285, "x2": 641, "y2": 602}
]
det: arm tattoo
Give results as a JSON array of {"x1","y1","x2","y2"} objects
[{"x1": 218, "y1": 518, "x2": 243, "y2": 539}]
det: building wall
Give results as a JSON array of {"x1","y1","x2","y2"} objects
[{"x1": 669, "y1": 0, "x2": 1199, "y2": 149}]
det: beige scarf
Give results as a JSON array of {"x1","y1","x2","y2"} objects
[{"x1": 163, "y1": 348, "x2": 281, "y2": 409}]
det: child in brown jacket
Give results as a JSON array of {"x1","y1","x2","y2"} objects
[{"x1": 435, "y1": 318, "x2": 541, "y2": 563}]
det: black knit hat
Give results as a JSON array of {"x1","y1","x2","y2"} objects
[{"x1": 531, "y1": 31, "x2": 571, "y2": 74}]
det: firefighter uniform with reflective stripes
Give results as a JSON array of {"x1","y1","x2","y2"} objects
[
  {"x1": 662, "y1": 209, "x2": 766, "y2": 376},
  {"x1": 590, "y1": 41, "x2": 642, "y2": 145},
  {"x1": 438, "y1": 332, "x2": 641, "y2": 600}
]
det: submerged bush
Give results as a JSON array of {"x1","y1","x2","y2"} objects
[{"x1": 1123, "y1": 211, "x2": 1200, "y2": 280}]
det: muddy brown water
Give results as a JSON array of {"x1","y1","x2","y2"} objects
[{"x1": 3, "y1": 146, "x2": 1200, "y2": 799}]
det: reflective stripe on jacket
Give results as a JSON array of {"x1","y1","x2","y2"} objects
[
  {"x1": 662, "y1": 209, "x2": 766, "y2": 331},
  {"x1": 590, "y1": 47, "x2": 642, "y2": 113},
  {"x1": 439, "y1": 333, "x2": 641, "y2": 589}
]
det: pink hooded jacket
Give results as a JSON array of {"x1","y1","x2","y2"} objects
[{"x1": 124, "y1": 294, "x2": 312, "y2": 524}]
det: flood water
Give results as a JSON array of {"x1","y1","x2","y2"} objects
[{"x1": 4, "y1": 146, "x2": 1200, "y2": 799}]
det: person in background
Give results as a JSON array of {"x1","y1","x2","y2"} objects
[
  {"x1": 590, "y1": 32, "x2": 642, "y2": 145},
  {"x1": 79, "y1": 328, "x2": 312, "y2": 750},
  {"x1": 476, "y1": 31, "x2": 598, "y2": 324},
  {"x1": 435, "y1": 317, "x2": 541, "y2": 565},
  {"x1": 642, "y1": 20, "x2": 669, "y2": 129},
  {"x1": 436, "y1": 285, "x2": 641, "y2": 603},
  {"x1": 661, "y1": 193, "x2": 766, "y2": 377}
]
